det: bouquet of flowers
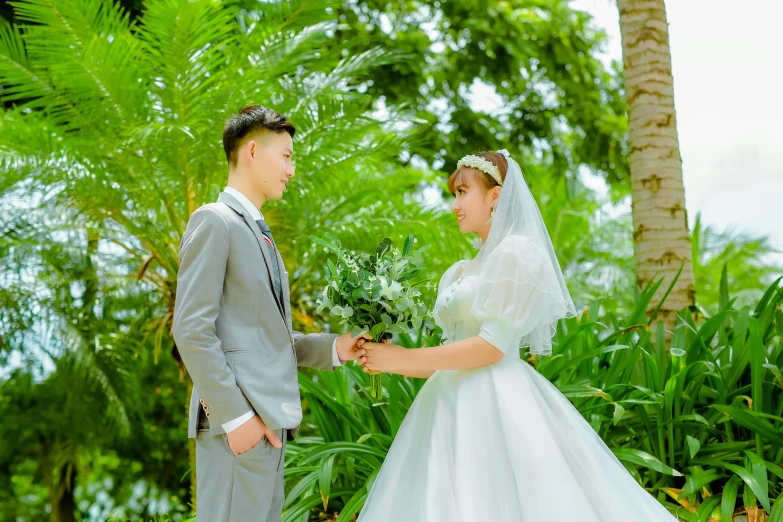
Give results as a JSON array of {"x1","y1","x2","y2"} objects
[{"x1": 314, "y1": 233, "x2": 432, "y2": 400}]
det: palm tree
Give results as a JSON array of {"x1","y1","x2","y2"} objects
[
  {"x1": 0, "y1": 0, "x2": 468, "y2": 512},
  {"x1": 0, "y1": 211, "x2": 143, "y2": 522},
  {"x1": 0, "y1": 0, "x2": 465, "y2": 339},
  {"x1": 617, "y1": 0, "x2": 695, "y2": 328},
  {"x1": 691, "y1": 212, "x2": 782, "y2": 313}
]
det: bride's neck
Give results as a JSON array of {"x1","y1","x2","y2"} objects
[{"x1": 477, "y1": 223, "x2": 491, "y2": 244}]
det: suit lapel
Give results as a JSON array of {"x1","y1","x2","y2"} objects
[
  {"x1": 218, "y1": 192, "x2": 289, "y2": 331},
  {"x1": 281, "y1": 258, "x2": 291, "y2": 326}
]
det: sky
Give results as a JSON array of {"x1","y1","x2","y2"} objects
[{"x1": 570, "y1": 0, "x2": 783, "y2": 263}]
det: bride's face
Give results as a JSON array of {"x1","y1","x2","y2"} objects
[{"x1": 450, "y1": 171, "x2": 497, "y2": 235}]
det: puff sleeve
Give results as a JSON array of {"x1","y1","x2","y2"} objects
[{"x1": 472, "y1": 235, "x2": 571, "y2": 355}]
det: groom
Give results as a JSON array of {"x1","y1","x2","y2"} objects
[{"x1": 173, "y1": 104, "x2": 366, "y2": 522}]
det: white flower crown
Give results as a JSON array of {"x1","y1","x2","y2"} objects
[{"x1": 456, "y1": 155, "x2": 503, "y2": 186}]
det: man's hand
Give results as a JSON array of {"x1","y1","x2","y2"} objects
[
  {"x1": 226, "y1": 415, "x2": 282, "y2": 456},
  {"x1": 335, "y1": 331, "x2": 373, "y2": 362}
]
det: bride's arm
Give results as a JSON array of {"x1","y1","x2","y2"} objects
[
  {"x1": 405, "y1": 337, "x2": 503, "y2": 371},
  {"x1": 392, "y1": 367, "x2": 437, "y2": 379},
  {"x1": 360, "y1": 337, "x2": 503, "y2": 374}
]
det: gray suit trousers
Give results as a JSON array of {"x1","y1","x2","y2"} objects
[{"x1": 196, "y1": 421, "x2": 287, "y2": 522}]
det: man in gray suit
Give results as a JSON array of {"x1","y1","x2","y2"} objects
[{"x1": 172, "y1": 105, "x2": 367, "y2": 521}]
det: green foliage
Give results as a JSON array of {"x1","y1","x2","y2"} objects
[
  {"x1": 315, "y1": 233, "x2": 433, "y2": 339},
  {"x1": 315, "y1": 232, "x2": 434, "y2": 399},
  {"x1": 332, "y1": 0, "x2": 630, "y2": 188},
  {"x1": 692, "y1": 212, "x2": 782, "y2": 313},
  {"x1": 0, "y1": 0, "x2": 468, "y2": 364},
  {"x1": 287, "y1": 274, "x2": 783, "y2": 520},
  {"x1": 1, "y1": 0, "x2": 781, "y2": 519}
]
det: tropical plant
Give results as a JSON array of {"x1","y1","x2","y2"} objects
[
  {"x1": 692, "y1": 212, "x2": 782, "y2": 314},
  {"x1": 283, "y1": 329, "x2": 437, "y2": 522},
  {"x1": 539, "y1": 270, "x2": 783, "y2": 521},
  {"x1": 0, "y1": 0, "x2": 465, "y2": 361},
  {"x1": 0, "y1": 0, "x2": 466, "y2": 512},
  {"x1": 0, "y1": 215, "x2": 147, "y2": 521},
  {"x1": 332, "y1": 0, "x2": 630, "y2": 186},
  {"x1": 286, "y1": 272, "x2": 783, "y2": 521}
]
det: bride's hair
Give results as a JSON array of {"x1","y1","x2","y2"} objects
[{"x1": 447, "y1": 151, "x2": 509, "y2": 195}]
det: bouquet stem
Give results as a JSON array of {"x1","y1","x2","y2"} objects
[{"x1": 369, "y1": 372, "x2": 383, "y2": 400}]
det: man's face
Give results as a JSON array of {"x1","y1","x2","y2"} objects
[{"x1": 246, "y1": 131, "x2": 295, "y2": 201}]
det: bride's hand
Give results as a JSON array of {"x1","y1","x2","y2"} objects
[{"x1": 358, "y1": 340, "x2": 408, "y2": 373}]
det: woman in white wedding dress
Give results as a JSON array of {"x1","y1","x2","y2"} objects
[{"x1": 356, "y1": 150, "x2": 677, "y2": 521}]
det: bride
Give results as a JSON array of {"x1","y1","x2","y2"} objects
[{"x1": 356, "y1": 150, "x2": 677, "y2": 521}]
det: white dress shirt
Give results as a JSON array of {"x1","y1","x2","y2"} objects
[{"x1": 220, "y1": 187, "x2": 343, "y2": 433}]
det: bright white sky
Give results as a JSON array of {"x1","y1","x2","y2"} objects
[{"x1": 570, "y1": 0, "x2": 783, "y2": 261}]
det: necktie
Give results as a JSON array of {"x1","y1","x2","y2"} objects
[{"x1": 255, "y1": 219, "x2": 283, "y2": 305}]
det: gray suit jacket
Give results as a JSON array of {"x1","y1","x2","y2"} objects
[{"x1": 173, "y1": 191, "x2": 338, "y2": 440}]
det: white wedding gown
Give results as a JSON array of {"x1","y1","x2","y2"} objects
[{"x1": 357, "y1": 241, "x2": 676, "y2": 522}]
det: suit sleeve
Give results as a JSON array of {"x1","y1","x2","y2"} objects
[
  {"x1": 173, "y1": 207, "x2": 254, "y2": 426},
  {"x1": 292, "y1": 331, "x2": 339, "y2": 371}
]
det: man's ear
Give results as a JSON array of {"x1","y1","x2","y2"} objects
[{"x1": 247, "y1": 140, "x2": 256, "y2": 159}]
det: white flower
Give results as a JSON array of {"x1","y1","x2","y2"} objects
[{"x1": 379, "y1": 278, "x2": 402, "y2": 300}]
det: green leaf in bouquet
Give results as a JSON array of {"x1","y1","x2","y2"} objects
[
  {"x1": 330, "y1": 306, "x2": 343, "y2": 316},
  {"x1": 403, "y1": 234, "x2": 415, "y2": 256},
  {"x1": 341, "y1": 307, "x2": 354, "y2": 319},
  {"x1": 389, "y1": 324, "x2": 404, "y2": 334},
  {"x1": 399, "y1": 270, "x2": 420, "y2": 283},
  {"x1": 381, "y1": 313, "x2": 393, "y2": 325},
  {"x1": 371, "y1": 323, "x2": 387, "y2": 338},
  {"x1": 327, "y1": 258, "x2": 338, "y2": 279},
  {"x1": 350, "y1": 325, "x2": 365, "y2": 337},
  {"x1": 376, "y1": 238, "x2": 392, "y2": 257}
]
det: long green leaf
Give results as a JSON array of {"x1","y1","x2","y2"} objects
[
  {"x1": 698, "y1": 458, "x2": 770, "y2": 511},
  {"x1": 712, "y1": 405, "x2": 783, "y2": 448},
  {"x1": 298, "y1": 442, "x2": 387, "y2": 466},
  {"x1": 720, "y1": 475, "x2": 742, "y2": 522},
  {"x1": 613, "y1": 448, "x2": 683, "y2": 476}
]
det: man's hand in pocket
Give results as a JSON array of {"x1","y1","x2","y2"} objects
[{"x1": 226, "y1": 415, "x2": 282, "y2": 456}]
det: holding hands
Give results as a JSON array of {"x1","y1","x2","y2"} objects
[
  {"x1": 357, "y1": 338, "x2": 409, "y2": 374},
  {"x1": 335, "y1": 331, "x2": 374, "y2": 362}
]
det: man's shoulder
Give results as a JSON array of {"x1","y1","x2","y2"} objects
[{"x1": 190, "y1": 202, "x2": 241, "y2": 227}]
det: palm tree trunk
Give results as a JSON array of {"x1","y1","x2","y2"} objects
[
  {"x1": 43, "y1": 454, "x2": 76, "y2": 522},
  {"x1": 618, "y1": 0, "x2": 695, "y2": 328},
  {"x1": 53, "y1": 464, "x2": 77, "y2": 522}
]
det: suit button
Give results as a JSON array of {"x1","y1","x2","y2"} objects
[{"x1": 199, "y1": 398, "x2": 206, "y2": 405}]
